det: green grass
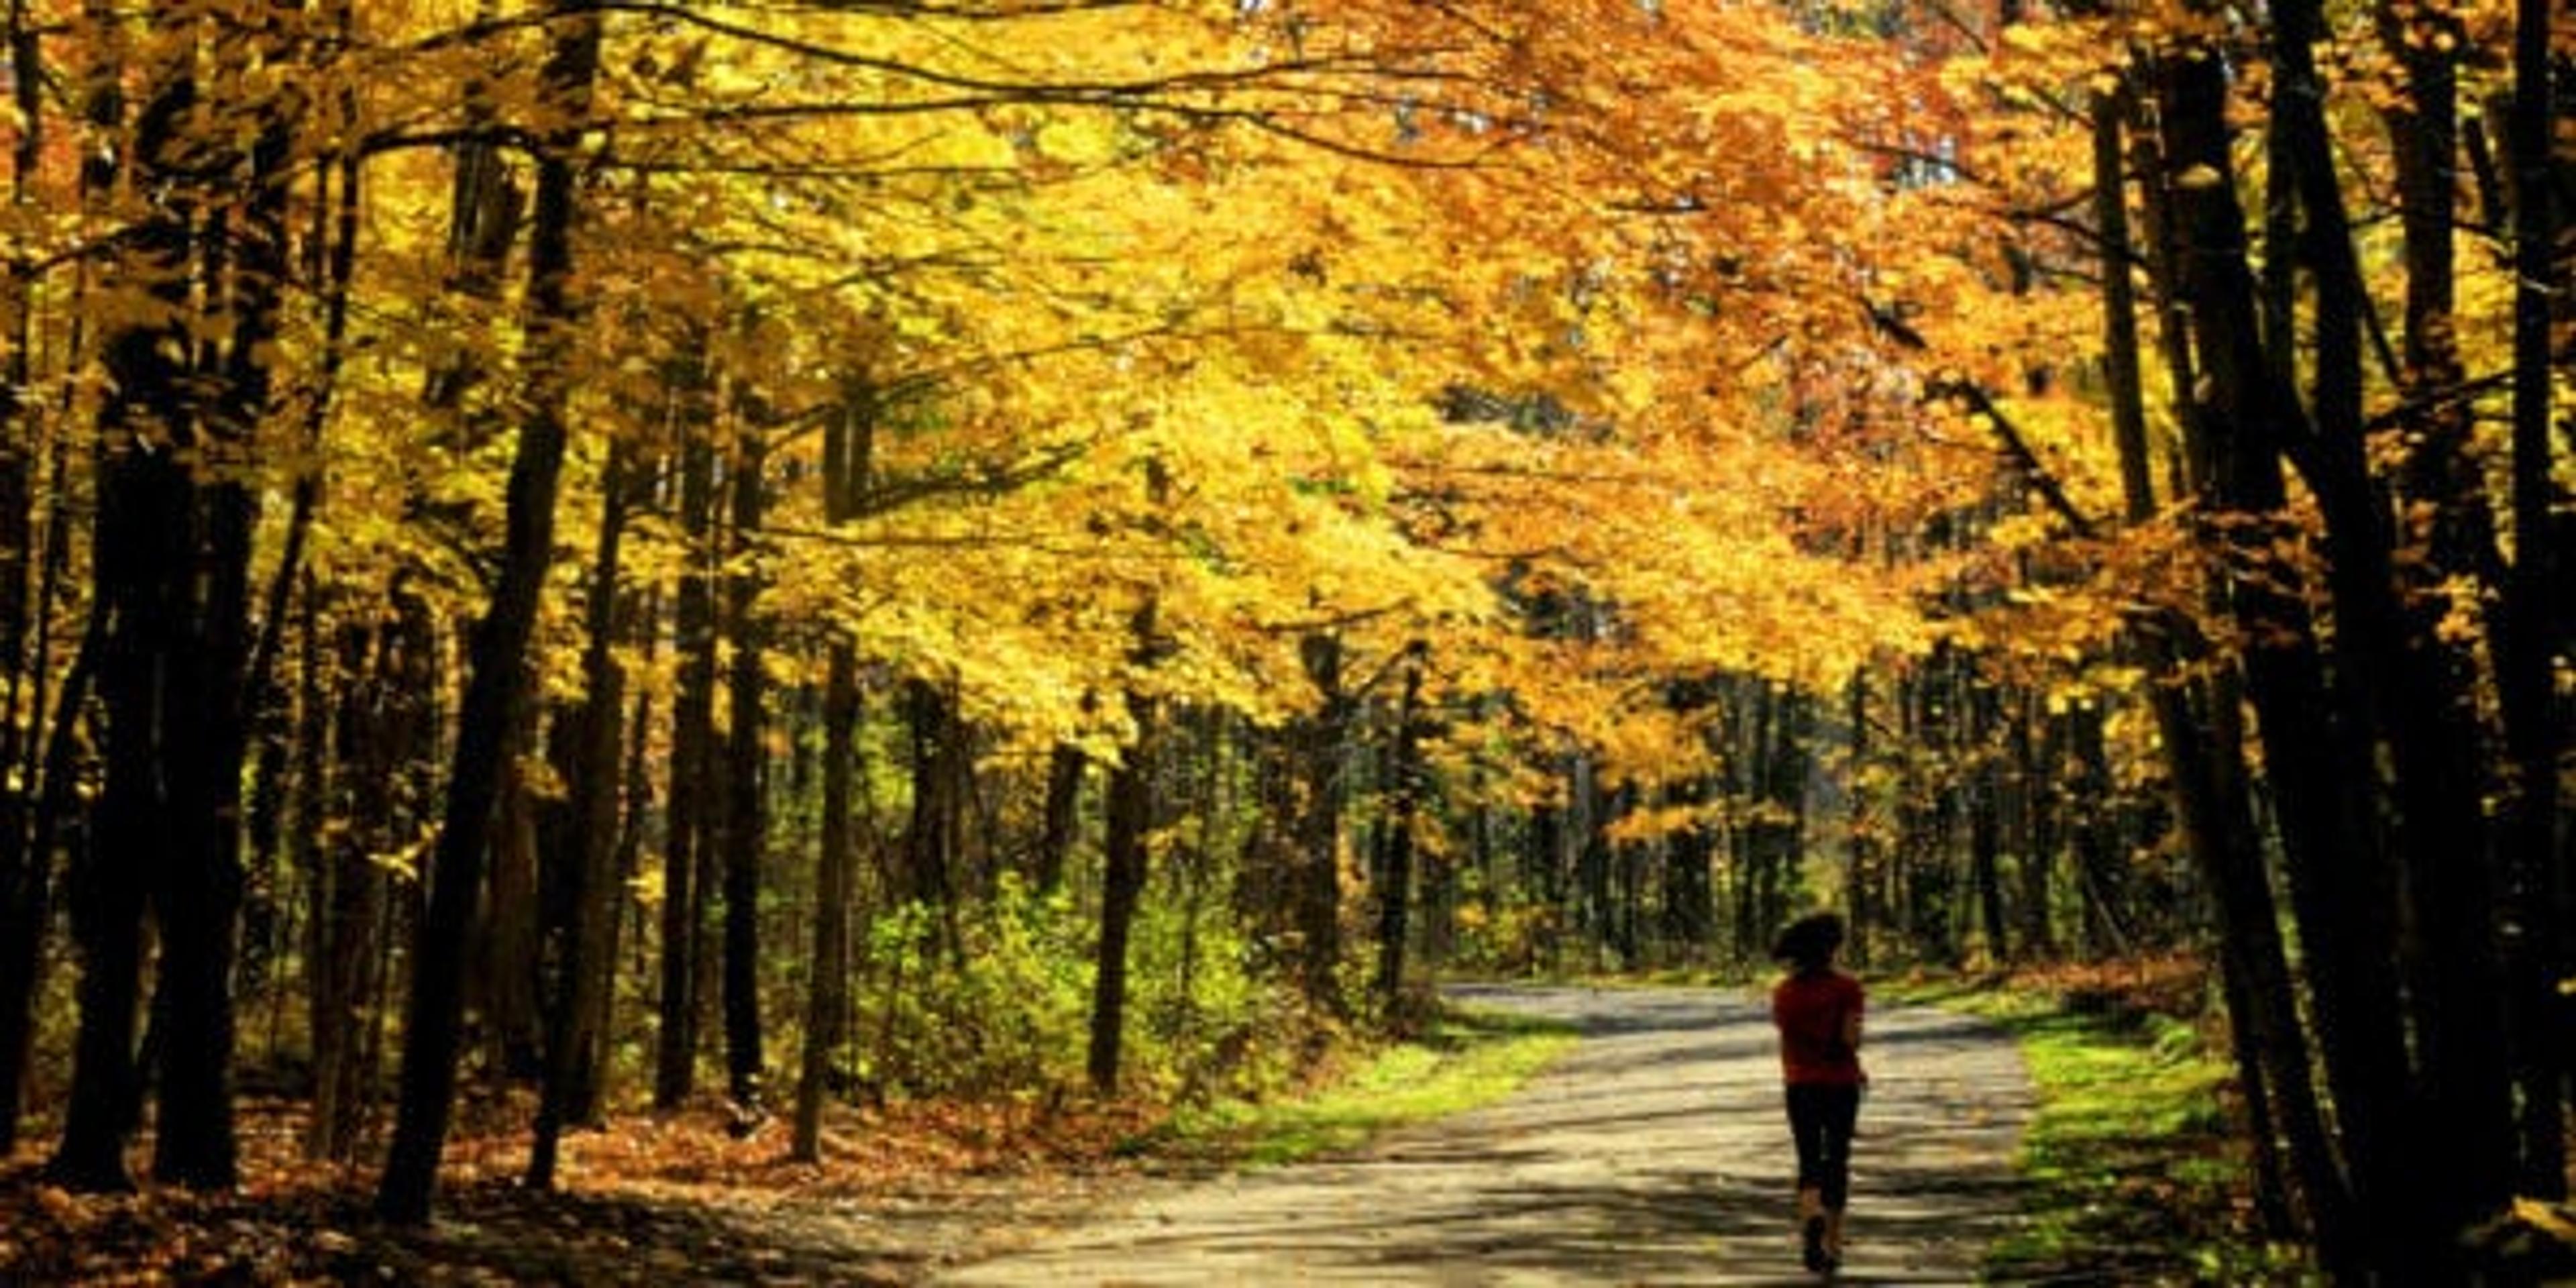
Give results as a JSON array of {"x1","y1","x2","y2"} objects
[
  {"x1": 1886, "y1": 976, "x2": 2316, "y2": 1284},
  {"x1": 1150, "y1": 1006, "x2": 1578, "y2": 1168}
]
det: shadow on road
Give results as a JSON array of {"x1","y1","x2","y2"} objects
[{"x1": 943, "y1": 983, "x2": 2033, "y2": 1285}]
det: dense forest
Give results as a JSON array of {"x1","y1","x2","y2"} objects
[{"x1": 0, "y1": 0, "x2": 2563, "y2": 1281}]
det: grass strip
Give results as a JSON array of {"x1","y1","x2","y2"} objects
[
  {"x1": 1886, "y1": 974, "x2": 2312, "y2": 1284},
  {"x1": 1155, "y1": 1005, "x2": 1578, "y2": 1169}
]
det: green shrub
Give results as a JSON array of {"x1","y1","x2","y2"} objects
[{"x1": 849, "y1": 875, "x2": 1310, "y2": 1103}]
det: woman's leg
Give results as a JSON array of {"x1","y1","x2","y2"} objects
[
  {"x1": 1785, "y1": 1085, "x2": 1831, "y2": 1269},
  {"x1": 1817, "y1": 1083, "x2": 1862, "y2": 1258}
]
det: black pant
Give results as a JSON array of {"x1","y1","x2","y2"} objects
[{"x1": 1784, "y1": 1081, "x2": 1861, "y2": 1210}]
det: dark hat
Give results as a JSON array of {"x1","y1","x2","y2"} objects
[{"x1": 1770, "y1": 912, "x2": 1845, "y2": 965}]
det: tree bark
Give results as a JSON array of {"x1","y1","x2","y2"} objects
[
  {"x1": 1090, "y1": 582, "x2": 1165, "y2": 1094},
  {"x1": 656, "y1": 421, "x2": 717, "y2": 1110},
  {"x1": 377, "y1": 3, "x2": 602, "y2": 1224},
  {"x1": 795, "y1": 399, "x2": 865, "y2": 1162},
  {"x1": 2273, "y1": 0, "x2": 2520, "y2": 1232},
  {"x1": 1292, "y1": 633, "x2": 1348, "y2": 1014},
  {"x1": 308, "y1": 620, "x2": 386, "y2": 1163},
  {"x1": 1967, "y1": 682, "x2": 2008, "y2": 963},
  {"x1": 1373, "y1": 645, "x2": 1426, "y2": 1004},
  {"x1": 720, "y1": 419, "x2": 769, "y2": 1113},
  {"x1": 529, "y1": 445, "x2": 637, "y2": 1188},
  {"x1": 53, "y1": 19, "x2": 195, "y2": 1191},
  {"x1": 2150, "y1": 40, "x2": 2426, "y2": 1272},
  {"x1": 1087, "y1": 681, "x2": 1156, "y2": 1095},
  {"x1": 2499, "y1": 0, "x2": 2567, "y2": 1199},
  {"x1": 1034, "y1": 743, "x2": 1085, "y2": 895},
  {"x1": 0, "y1": 0, "x2": 48, "y2": 1154}
]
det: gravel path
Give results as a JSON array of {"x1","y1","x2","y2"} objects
[{"x1": 940, "y1": 983, "x2": 2033, "y2": 1285}]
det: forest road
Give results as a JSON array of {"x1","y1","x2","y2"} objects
[{"x1": 936, "y1": 983, "x2": 2034, "y2": 1286}]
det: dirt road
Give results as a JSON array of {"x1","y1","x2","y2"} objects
[{"x1": 940, "y1": 983, "x2": 2033, "y2": 1285}]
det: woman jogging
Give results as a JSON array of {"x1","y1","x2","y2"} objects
[{"x1": 1770, "y1": 911, "x2": 1865, "y2": 1275}]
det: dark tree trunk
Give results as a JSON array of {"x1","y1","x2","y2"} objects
[
  {"x1": 2062, "y1": 707, "x2": 2130, "y2": 958},
  {"x1": 795, "y1": 399, "x2": 865, "y2": 1163},
  {"x1": 148, "y1": 1, "x2": 291, "y2": 1181},
  {"x1": 238, "y1": 11, "x2": 360, "y2": 1022},
  {"x1": 1662, "y1": 784, "x2": 1716, "y2": 953},
  {"x1": 720, "y1": 425, "x2": 768, "y2": 1112},
  {"x1": 1896, "y1": 663, "x2": 1960, "y2": 965},
  {"x1": 0, "y1": 0, "x2": 48, "y2": 1155},
  {"x1": 1034, "y1": 743, "x2": 1085, "y2": 895},
  {"x1": 1966, "y1": 682, "x2": 2008, "y2": 963},
  {"x1": 1088, "y1": 554, "x2": 1166, "y2": 1097},
  {"x1": 308, "y1": 619, "x2": 390, "y2": 1163},
  {"x1": 1527, "y1": 801, "x2": 1562, "y2": 969},
  {"x1": 1573, "y1": 759, "x2": 1610, "y2": 961},
  {"x1": 592, "y1": 648, "x2": 652, "y2": 1117},
  {"x1": 1292, "y1": 633, "x2": 1348, "y2": 1014},
  {"x1": 529, "y1": 446, "x2": 635, "y2": 1189},
  {"x1": 2159, "y1": 668, "x2": 2346, "y2": 1252},
  {"x1": 2499, "y1": 0, "x2": 2567, "y2": 1197},
  {"x1": 794, "y1": 633, "x2": 858, "y2": 1160},
  {"x1": 2151, "y1": 41, "x2": 2428, "y2": 1273},
  {"x1": 901, "y1": 678, "x2": 962, "y2": 914},
  {"x1": 5, "y1": 633, "x2": 91, "y2": 1159},
  {"x1": 1842, "y1": 672, "x2": 1874, "y2": 967},
  {"x1": 1750, "y1": 680, "x2": 1810, "y2": 947},
  {"x1": 1087, "y1": 680, "x2": 1156, "y2": 1095},
  {"x1": 1373, "y1": 645, "x2": 1426, "y2": 1004},
  {"x1": 484, "y1": 729, "x2": 545, "y2": 1082},
  {"x1": 657, "y1": 427, "x2": 716, "y2": 1110},
  {"x1": 53, "y1": 33, "x2": 197, "y2": 1193},
  {"x1": 2274, "y1": 0, "x2": 2518, "y2": 1233},
  {"x1": 2012, "y1": 694, "x2": 2056, "y2": 958},
  {"x1": 1611, "y1": 792, "x2": 1645, "y2": 966},
  {"x1": 376, "y1": 5, "x2": 601, "y2": 1224}
]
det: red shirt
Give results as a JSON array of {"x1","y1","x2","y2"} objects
[{"x1": 1772, "y1": 969, "x2": 1865, "y2": 1086}]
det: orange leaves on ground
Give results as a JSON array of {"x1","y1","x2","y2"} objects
[{"x1": 0, "y1": 1091, "x2": 1174, "y2": 1286}]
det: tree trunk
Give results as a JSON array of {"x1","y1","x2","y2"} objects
[
  {"x1": 1662, "y1": 776, "x2": 1716, "y2": 955},
  {"x1": 0, "y1": 0, "x2": 48, "y2": 1155},
  {"x1": 2098, "y1": 86, "x2": 2343, "y2": 1249},
  {"x1": 1034, "y1": 743, "x2": 1085, "y2": 895},
  {"x1": 794, "y1": 638, "x2": 857, "y2": 1159},
  {"x1": 484, "y1": 727, "x2": 545, "y2": 1082},
  {"x1": 657, "y1": 425, "x2": 717, "y2": 1110},
  {"x1": 2499, "y1": 0, "x2": 2566, "y2": 1197},
  {"x1": 795, "y1": 399, "x2": 865, "y2": 1163},
  {"x1": 1087, "y1": 682, "x2": 1156, "y2": 1095},
  {"x1": 2062, "y1": 707, "x2": 2130, "y2": 958},
  {"x1": 309, "y1": 620, "x2": 388, "y2": 1163},
  {"x1": 1292, "y1": 633, "x2": 1347, "y2": 1014},
  {"x1": 2283, "y1": 0, "x2": 2522, "y2": 1231},
  {"x1": 53, "y1": 23, "x2": 196, "y2": 1191},
  {"x1": 592, "y1": 650, "x2": 652, "y2": 1117},
  {"x1": 2159, "y1": 665, "x2": 2353, "y2": 1259},
  {"x1": 901, "y1": 678, "x2": 962, "y2": 914},
  {"x1": 1089, "y1": 582, "x2": 1164, "y2": 1095},
  {"x1": 376, "y1": 3, "x2": 602, "y2": 1224},
  {"x1": 720, "y1": 421, "x2": 768, "y2": 1113},
  {"x1": 2012, "y1": 693, "x2": 2055, "y2": 959},
  {"x1": 529, "y1": 445, "x2": 636, "y2": 1188},
  {"x1": 2150, "y1": 41, "x2": 2427, "y2": 1272},
  {"x1": 1374, "y1": 645, "x2": 1426, "y2": 1004},
  {"x1": 1967, "y1": 682, "x2": 2008, "y2": 963},
  {"x1": 1842, "y1": 672, "x2": 1874, "y2": 967}
]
